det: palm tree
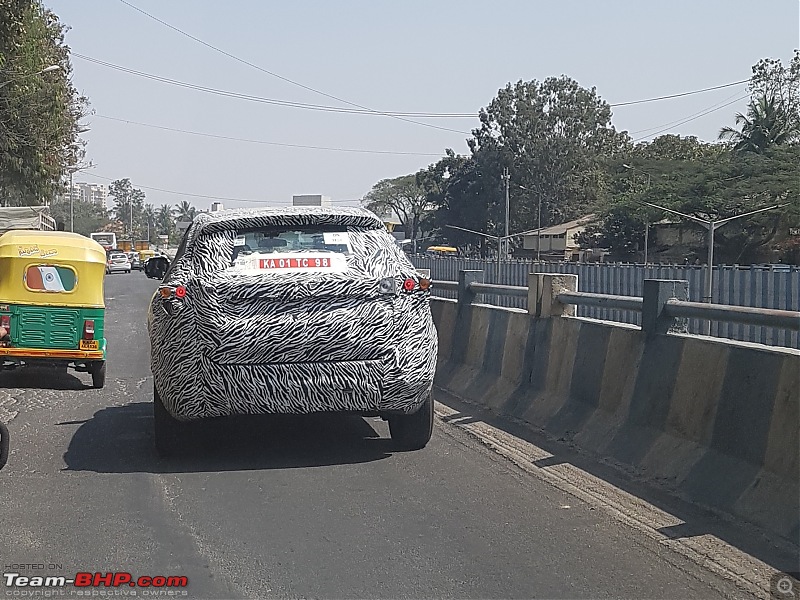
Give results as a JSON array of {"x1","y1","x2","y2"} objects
[
  {"x1": 174, "y1": 200, "x2": 196, "y2": 222},
  {"x1": 718, "y1": 93, "x2": 797, "y2": 153},
  {"x1": 156, "y1": 204, "x2": 173, "y2": 236}
]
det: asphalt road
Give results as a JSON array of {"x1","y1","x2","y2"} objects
[{"x1": 0, "y1": 271, "x2": 784, "y2": 599}]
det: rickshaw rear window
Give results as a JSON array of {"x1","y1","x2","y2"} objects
[{"x1": 24, "y1": 265, "x2": 76, "y2": 292}]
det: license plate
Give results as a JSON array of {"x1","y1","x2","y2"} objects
[{"x1": 80, "y1": 339, "x2": 99, "y2": 350}]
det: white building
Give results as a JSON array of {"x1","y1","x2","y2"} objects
[
  {"x1": 58, "y1": 182, "x2": 108, "y2": 209},
  {"x1": 292, "y1": 194, "x2": 330, "y2": 207}
]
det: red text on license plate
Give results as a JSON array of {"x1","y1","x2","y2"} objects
[{"x1": 259, "y1": 257, "x2": 331, "y2": 269}]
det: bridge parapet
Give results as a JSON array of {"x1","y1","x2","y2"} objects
[{"x1": 431, "y1": 270, "x2": 800, "y2": 543}]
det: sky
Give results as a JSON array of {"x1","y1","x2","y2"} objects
[{"x1": 44, "y1": 0, "x2": 800, "y2": 212}]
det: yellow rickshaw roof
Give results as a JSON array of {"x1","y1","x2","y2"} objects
[{"x1": 0, "y1": 230, "x2": 107, "y2": 263}]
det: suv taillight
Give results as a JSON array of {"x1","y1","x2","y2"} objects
[{"x1": 83, "y1": 319, "x2": 95, "y2": 340}]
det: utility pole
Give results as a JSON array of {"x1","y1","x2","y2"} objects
[
  {"x1": 502, "y1": 167, "x2": 510, "y2": 260},
  {"x1": 69, "y1": 169, "x2": 74, "y2": 232},
  {"x1": 623, "y1": 164, "x2": 652, "y2": 264}
]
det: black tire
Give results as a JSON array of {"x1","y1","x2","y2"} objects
[
  {"x1": 389, "y1": 392, "x2": 434, "y2": 451},
  {"x1": 0, "y1": 421, "x2": 9, "y2": 470},
  {"x1": 90, "y1": 361, "x2": 106, "y2": 388},
  {"x1": 153, "y1": 383, "x2": 187, "y2": 457}
]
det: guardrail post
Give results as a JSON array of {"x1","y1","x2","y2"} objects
[
  {"x1": 529, "y1": 273, "x2": 578, "y2": 317},
  {"x1": 458, "y1": 270, "x2": 483, "y2": 305},
  {"x1": 642, "y1": 279, "x2": 689, "y2": 336}
]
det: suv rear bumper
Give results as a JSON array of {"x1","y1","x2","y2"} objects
[{"x1": 157, "y1": 353, "x2": 435, "y2": 422}]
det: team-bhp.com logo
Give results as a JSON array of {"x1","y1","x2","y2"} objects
[{"x1": 4, "y1": 572, "x2": 188, "y2": 595}]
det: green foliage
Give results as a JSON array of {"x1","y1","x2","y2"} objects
[
  {"x1": 47, "y1": 196, "x2": 108, "y2": 236},
  {"x1": 0, "y1": 1, "x2": 89, "y2": 204},
  {"x1": 362, "y1": 173, "x2": 432, "y2": 243},
  {"x1": 719, "y1": 51, "x2": 799, "y2": 153}
]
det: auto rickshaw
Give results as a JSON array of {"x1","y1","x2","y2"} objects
[
  {"x1": 138, "y1": 248, "x2": 156, "y2": 268},
  {"x1": 0, "y1": 230, "x2": 107, "y2": 388}
]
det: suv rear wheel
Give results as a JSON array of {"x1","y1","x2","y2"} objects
[
  {"x1": 388, "y1": 392, "x2": 434, "y2": 451},
  {"x1": 154, "y1": 384, "x2": 189, "y2": 457}
]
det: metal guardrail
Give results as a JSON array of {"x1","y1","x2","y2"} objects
[
  {"x1": 470, "y1": 282, "x2": 528, "y2": 298},
  {"x1": 665, "y1": 300, "x2": 800, "y2": 331},
  {"x1": 433, "y1": 276, "x2": 800, "y2": 334},
  {"x1": 557, "y1": 291, "x2": 644, "y2": 312},
  {"x1": 433, "y1": 280, "x2": 458, "y2": 292}
]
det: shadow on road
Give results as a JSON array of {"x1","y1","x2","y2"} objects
[
  {"x1": 0, "y1": 366, "x2": 90, "y2": 390},
  {"x1": 61, "y1": 402, "x2": 395, "y2": 473},
  {"x1": 434, "y1": 388, "x2": 800, "y2": 579}
]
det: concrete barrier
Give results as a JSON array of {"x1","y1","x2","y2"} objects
[{"x1": 430, "y1": 297, "x2": 800, "y2": 542}]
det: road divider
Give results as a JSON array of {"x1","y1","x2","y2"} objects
[{"x1": 430, "y1": 285, "x2": 799, "y2": 542}]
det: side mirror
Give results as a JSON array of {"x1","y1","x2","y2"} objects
[{"x1": 145, "y1": 257, "x2": 169, "y2": 280}]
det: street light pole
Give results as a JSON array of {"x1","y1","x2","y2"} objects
[
  {"x1": 502, "y1": 167, "x2": 510, "y2": 260},
  {"x1": 623, "y1": 164, "x2": 653, "y2": 264},
  {"x1": 640, "y1": 201, "x2": 788, "y2": 334},
  {"x1": 69, "y1": 169, "x2": 73, "y2": 232}
]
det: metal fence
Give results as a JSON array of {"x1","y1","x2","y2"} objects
[{"x1": 411, "y1": 256, "x2": 800, "y2": 349}]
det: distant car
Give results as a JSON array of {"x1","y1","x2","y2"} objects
[
  {"x1": 106, "y1": 252, "x2": 131, "y2": 274},
  {"x1": 127, "y1": 252, "x2": 141, "y2": 270},
  {"x1": 147, "y1": 206, "x2": 438, "y2": 456}
]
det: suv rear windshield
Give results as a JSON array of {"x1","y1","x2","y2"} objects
[{"x1": 232, "y1": 225, "x2": 354, "y2": 262}]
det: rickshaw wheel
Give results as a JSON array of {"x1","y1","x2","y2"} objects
[{"x1": 90, "y1": 361, "x2": 106, "y2": 388}]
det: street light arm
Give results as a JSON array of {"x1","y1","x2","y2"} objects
[
  {"x1": 638, "y1": 201, "x2": 710, "y2": 227},
  {"x1": 713, "y1": 203, "x2": 790, "y2": 227},
  {"x1": 445, "y1": 224, "x2": 499, "y2": 240}
]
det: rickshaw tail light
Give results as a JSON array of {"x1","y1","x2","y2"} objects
[
  {"x1": 159, "y1": 287, "x2": 172, "y2": 299},
  {"x1": 0, "y1": 315, "x2": 9, "y2": 330},
  {"x1": 175, "y1": 285, "x2": 187, "y2": 299},
  {"x1": 402, "y1": 278, "x2": 416, "y2": 292},
  {"x1": 83, "y1": 320, "x2": 95, "y2": 340},
  {"x1": 419, "y1": 278, "x2": 431, "y2": 290}
]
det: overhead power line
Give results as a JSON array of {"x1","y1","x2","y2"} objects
[
  {"x1": 73, "y1": 53, "x2": 475, "y2": 119},
  {"x1": 632, "y1": 94, "x2": 749, "y2": 142},
  {"x1": 629, "y1": 91, "x2": 745, "y2": 136},
  {"x1": 117, "y1": 0, "x2": 472, "y2": 135},
  {"x1": 116, "y1": 1, "x2": 749, "y2": 132},
  {"x1": 93, "y1": 114, "x2": 444, "y2": 157},
  {"x1": 610, "y1": 79, "x2": 749, "y2": 107}
]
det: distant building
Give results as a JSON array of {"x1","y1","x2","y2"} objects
[
  {"x1": 292, "y1": 194, "x2": 331, "y2": 207},
  {"x1": 57, "y1": 182, "x2": 107, "y2": 209},
  {"x1": 210, "y1": 202, "x2": 224, "y2": 212},
  {"x1": 521, "y1": 214, "x2": 597, "y2": 261}
]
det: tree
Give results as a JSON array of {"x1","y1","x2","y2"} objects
[
  {"x1": 362, "y1": 174, "x2": 432, "y2": 246},
  {"x1": 0, "y1": 1, "x2": 89, "y2": 205},
  {"x1": 174, "y1": 200, "x2": 195, "y2": 222},
  {"x1": 718, "y1": 93, "x2": 797, "y2": 153},
  {"x1": 47, "y1": 195, "x2": 108, "y2": 236},
  {"x1": 107, "y1": 178, "x2": 146, "y2": 238},
  {"x1": 468, "y1": 76, "x2": 630, "y2": 239},
  {"x1": 718, "y1": 51, "x2": 799, "y2": 153}
]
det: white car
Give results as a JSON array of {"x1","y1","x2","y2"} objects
[{"x1": 106, "y1": 252, "x2": 131, "y2": 274}]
